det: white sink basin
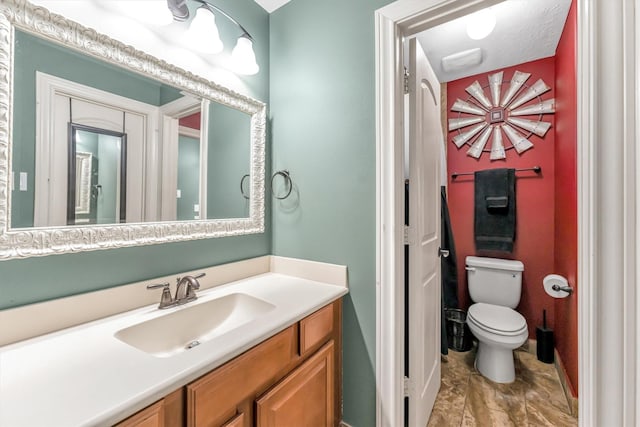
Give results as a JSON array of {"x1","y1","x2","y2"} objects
[{"x1": 115, "y1": 293, "x2": 275, "y2": 357}]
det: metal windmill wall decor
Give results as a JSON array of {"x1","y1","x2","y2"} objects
[{"x1": 448, "y1": 70, "x2": 555, "y2": 160}]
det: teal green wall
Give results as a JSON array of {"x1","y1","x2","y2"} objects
[
  {"x1": 269, "y1": 0, "x2": 392, "y2": 425},
  {"x1": 1, "y1": 0, "x2": 270, "y2": 310}
]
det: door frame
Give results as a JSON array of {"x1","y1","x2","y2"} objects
[
  {"x1": 374, "y1": 1, "x2": 639, "y2": 426},
  {"x1": 158, "y1": 96, "x2": 210, "y2": 221}
]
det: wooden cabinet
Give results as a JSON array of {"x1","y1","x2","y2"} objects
[
  {"x1": 299, "y1": 303, "x2": 334, "y2": 356},
  {"x1": 116, "y1": 389, "x2": 184, "y2": 427},
  {"x1": 186, "y1": 326, "x2": 298, "y2": 427},
  {"x1": 115, "y1": 400, "x2": 164, "y2": 427},
  {"x1": 115, "y1": 300, "x2": 341, "y2": 427},
  {"x1": 256, "y1": 341, "x2": 335, "y2": 427},
  {"x1": 220, "y1": 413, "x2": 245, "y2": 427}
]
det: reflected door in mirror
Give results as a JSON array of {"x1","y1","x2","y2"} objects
[{"x1": 68, "y1": 125, "x2": 126, "y2": 225}]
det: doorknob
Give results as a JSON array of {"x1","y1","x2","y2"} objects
[{"x1": 438, "y1": 247, "x2": 450, "y2": 258}]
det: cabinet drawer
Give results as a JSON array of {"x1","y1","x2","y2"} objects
[
  {"x1": 299, "y1": 303, "x2": 334, "y2": 356},
  {"x1": 115, "y1": 400, "x2": 164, "y2": 427},
  {"x1": 186, "y1": 325, "x2": 297, "y2": 427}
]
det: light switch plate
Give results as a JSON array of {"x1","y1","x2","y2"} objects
[
  {"x1": 19, "y1": 172, "x2": 27, "y2": 191},
  {"x1": 176, "y1": 189, "x2": 181, "y2": 198}
]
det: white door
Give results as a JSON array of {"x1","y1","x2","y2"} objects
[{"x1": 407, "y1": 37, "x2": 442, "y2": 427}]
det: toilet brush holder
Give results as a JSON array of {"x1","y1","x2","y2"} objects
[{"x1": 536, "y1": 309, "x2": 554, "y2": 364}]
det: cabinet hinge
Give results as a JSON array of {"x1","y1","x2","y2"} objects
[
  {"x1": 403, "y1": 376, "x2": 411, "y2": 397},
  {"x1": 403, "y1": 67, "x2": 410, "y2": 94}
]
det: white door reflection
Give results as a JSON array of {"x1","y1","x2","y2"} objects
[{"x1": 68, "y1": 125, "x2": 126, "y2": 225}]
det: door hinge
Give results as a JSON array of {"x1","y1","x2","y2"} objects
[
  {"x1": 403, "y1": 376, "x2": 411, "y2": 397},
  {"x1": 403, "y1": 67, "x2": 410, "y2": 94},
  {"x1": 403, "y1": 225, "x2": 414, "y2": 245}
]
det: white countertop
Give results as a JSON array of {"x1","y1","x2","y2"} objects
[{"x1": 0, "y1": 272, "x2": 348, "y2": 426}]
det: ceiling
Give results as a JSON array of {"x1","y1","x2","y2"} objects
[
  {"x1": 254, "y1": 0, "x2": 290, "y2": 13},
  {"x1": 416, "y1": 0, "x2": 572, "y2": 82}
]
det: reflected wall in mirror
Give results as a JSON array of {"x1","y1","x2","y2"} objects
[
  {"x1": 207, "y1": 102, "x2": 251, "y2": 220},
  {"x1": 0, "y1": 0, "x2": 266, "y2": 259}
]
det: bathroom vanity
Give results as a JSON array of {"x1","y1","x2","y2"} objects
[
  {"x1": 0, "y1": 257, "x2": 348, "y2": 426},
  {"x1": 118, "y1": 300, "x2": 340, "y2": 427}
]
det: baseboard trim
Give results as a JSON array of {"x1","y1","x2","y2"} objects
[
  {"x1": 526, "y1": 339, "x2": 578, "y2": 417},
  {"x1": 554, "y1": 348, "x2": 579, "y2": 417}
]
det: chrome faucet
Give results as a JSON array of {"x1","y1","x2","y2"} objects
[
  {"x1": 147, "y1": 272, "x2": 206, "y2": 309},
  {"x1": 174, "y1": 273, "x2": 205, "y2": 304}
]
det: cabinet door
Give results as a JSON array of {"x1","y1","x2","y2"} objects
[
  {"x1": 256, "y1": 341, "x2": 334, "y2": 427},
  {"x1": 186, "y1": 326, "x2": 297, "y2": 427}
]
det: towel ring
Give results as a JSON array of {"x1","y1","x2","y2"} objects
[
  {"x1": 240, "y1": 174, "x2": 250, "y2": 200},
  {"x1": 271, "y1": 170, "x2": 293, "y2": 200}
]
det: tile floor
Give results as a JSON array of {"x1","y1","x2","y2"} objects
[{"x1": 427, "y1": 348, "x2": 578, "y2": 426}]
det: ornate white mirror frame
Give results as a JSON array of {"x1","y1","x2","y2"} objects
[{"x1": 0, "y1": 0, "x2": 266, "y2": 259}]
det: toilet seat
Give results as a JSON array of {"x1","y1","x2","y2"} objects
[{"x1": 468, "y1": 303, "x2": 527, "y2": 336}]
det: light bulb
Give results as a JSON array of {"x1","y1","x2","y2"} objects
[
  {"x1": 231, "y1": 36, "x2": 259, "y2": 75},
  {"x1": 186, "y1": 7, "x2": 223, "y2": 54},
  {"x1": 466, "y1": 8, "x2": 496, "y2": 40}
]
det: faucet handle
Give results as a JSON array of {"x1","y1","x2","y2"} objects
[{"x1": 147, "y1": 282, "x2": 174, "y2": 309}]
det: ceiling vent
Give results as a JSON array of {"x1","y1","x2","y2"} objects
[{"x1": 441, "y1": 48, "x2": 483, "y2": 72}]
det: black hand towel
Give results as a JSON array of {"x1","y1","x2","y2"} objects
[{"x1": 474, "y1": 168, "x2": 516, "y2": 252}]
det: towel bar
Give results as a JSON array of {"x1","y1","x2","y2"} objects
[{"x1": 451, "y1": 166, "x2": 541, "y2": 180}]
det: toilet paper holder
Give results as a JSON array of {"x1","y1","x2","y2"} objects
[
  {"x1": 551, "y1": 284, "x2": 574, "y2": 295},
  {"x1": 543, "y1": 274, "x2": 574, "y2": 298}
]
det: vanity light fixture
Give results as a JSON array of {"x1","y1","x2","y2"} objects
[
  {"x1": 167, "y1": 0, "x2": 260, "y2": 75},
  {"x1": 186, "y1": 6, "x2": 224, "y2": 54}
]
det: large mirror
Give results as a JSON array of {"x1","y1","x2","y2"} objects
[{"x1": 0, "y1": 0, "x2": 266, "y2": 259}]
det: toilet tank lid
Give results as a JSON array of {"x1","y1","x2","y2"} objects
[{"x1": 466, "y1": 256, "x2": 524, "y2": 271}]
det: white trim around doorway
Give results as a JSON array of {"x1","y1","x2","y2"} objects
[{"x1": 374, "y1": 0, "x2": 639, "y2": 426}]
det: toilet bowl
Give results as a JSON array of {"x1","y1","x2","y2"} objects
[
  {"x1": 465, "y1": 256, "x2": 528, "y2": 383},
  {"x1": 466, "y1": 302, "x2": 528, "y2": 383}
]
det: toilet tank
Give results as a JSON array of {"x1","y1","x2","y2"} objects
[{"x1": 466, "y1": 256, "x2": 524, "y2": 308}]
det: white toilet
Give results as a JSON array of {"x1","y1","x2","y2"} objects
[{"x1": 465, "y1": 256, "x2": 528, "y2": 383}]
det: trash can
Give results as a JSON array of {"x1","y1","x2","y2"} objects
[{"x1": 445, "y1": 308, "x2": 473, "y2": 352}]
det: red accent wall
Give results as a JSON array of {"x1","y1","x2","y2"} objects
[
  {"x1": 554, "y1": 0, "x2": 578, "y2": 397},
  {"x1": 179, "y1": 112, "x2": 201, "y2": 130},
  {"x1": 446, "y1": 57, "x2": 556, "y2": 340}
]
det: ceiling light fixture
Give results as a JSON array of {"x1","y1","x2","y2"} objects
[
  {"x1": 465, "y1": 8, "x2": 496, "y2": 40},
  {"x1": 167, "y1": 0, "x2": 260, "y2": 75}
]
